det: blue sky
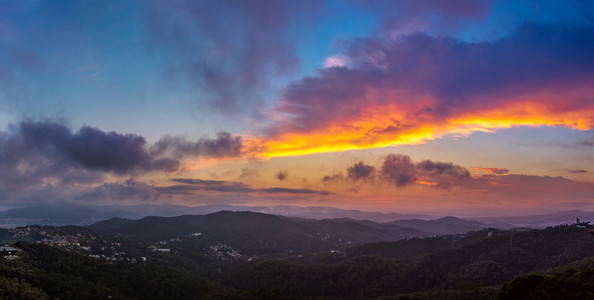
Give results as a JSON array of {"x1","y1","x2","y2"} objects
[{"x1": 1, "y1": 0, "x2": 593, "y2": 215}]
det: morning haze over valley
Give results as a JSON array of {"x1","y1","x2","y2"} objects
[{"x1": 0, "y1": 0, "x2": 594, "y2": 299}]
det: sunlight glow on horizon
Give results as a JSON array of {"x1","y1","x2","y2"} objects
[{"x1": 248, "y1": 94, "x2": 594, "y2": 159}]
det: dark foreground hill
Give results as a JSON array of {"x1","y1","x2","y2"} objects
[
  {"x1": 0, "y1": 217, "x2": 594, "y2": 299},
  {"x1": 219, "y1": 224, "x2": 594, "y2": 298},
  {"x1": 87, "y1": 213, "x2": 594, "y2": 298},
  {"x1": 0, "y1": 242, "x2": 281, "y2": 300},
  {"x1": 89, "y1": 211, "x2": 425, "y2": 255}
]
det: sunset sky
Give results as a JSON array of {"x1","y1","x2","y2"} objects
[{"x1": 1, "y1": 0, "x2": 593, "y2": 216}]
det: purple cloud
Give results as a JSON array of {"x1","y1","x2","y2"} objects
[
  {"x1": 150, "y1": 132, "x2": 242, "y2": 159},
  {"x1": 276, "y1": 170, "x2": 288, "y2": 181},
  {"x1": 325, "y1": 154, "x2": 471, "y2": 188},
  {"x1": 472, "y1": 167, "x2": 509, "y2": 175},
  {"x1": 76, "y1": 178, "x2": 161, "y2": 202},
  {"x1": 162, "y1": 178, "x2": 332, "y2": 196},
  {"x1": 264, "y1": 20, "x2": 594, "y2": 151},
  {"x1": 381, "y1": 154, "x2": 417, "y2": 187},
  {"x1": 321, "y1": 173, "x2": 345, "y2": 184},
  {"x1": 17, "y1": 120, "x2": 177, "y2": 174},
  {"x1": 168, "y1": 178, "x2": 254, "y2": 193},
  {"x1": 416, "y1": 160, "x2": 470, "y2": 179},
  {"x1": 239, "y1": 168, "x2": 260, "y2": 179},
  {"x1": 144, "y1": 0, "x2": 320, "y2": 114},
  {"x1": 347, "y1": 161, "x2": 376, "y2": 181},
  {"x1": 358, "y1": 0, "x2": 495, "y2": 35},
  {"x1": 0, "y1": 120, "x2": 244, "y2": 201}
]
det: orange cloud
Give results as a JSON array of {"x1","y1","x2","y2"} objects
[
  {"x1": 244, "y1": 23, "x2": 594, "y2": 159},
  {"x1": 471, "y1": 167, "x2": 509, "y2": 175},
  {"x1": 250, "y1": 88, "x2": 594, "y2": 158},
  {"x1": 416, "y1": 179, "x2": 438, "y2": 186}
]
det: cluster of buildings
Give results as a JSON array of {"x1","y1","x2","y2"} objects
[
  {"x1": 3, "y1": 226, "x2": 257, "y2": 263},
  {"x1": 207, "y1": 242, "x2": 242, "y2": 259},
  {"x1": 37, "y1": 231, "x2": 97, "y2": 249},
  {"x1": 5, "y1": 226, "x2": 148, "y2": 263},
  {"x1": 0, "y1": 245, "x2": 20, "y2": 260}
]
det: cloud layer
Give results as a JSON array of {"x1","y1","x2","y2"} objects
[
  {"x1": 347, "y1": 161, "x2": 375, "y2": 181},
  {"x1": 319, "y1": 154, "x2": 594, "y2": 212},
  {"x1": 145, "y1": 0, "x2": 320, "y2": 114},
  {"x1": 255, "y1": 19, "x2": 594, "y2": 157},
  {"x1": 324, "y1": 155, "x2": 470, "y2": 190},
  {"x1": 161, "y1": 178, "x2": 332, "y2": 196},
  {"x1": 0, "y1": 120, "x2": 243, "y2": 201},
  {"x1": 379, "y1": 155, "x2": 470, "y2": 188}
]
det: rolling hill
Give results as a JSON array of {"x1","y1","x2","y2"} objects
[{"x1": 88, "y1": 211, "x2": 426, "y2": 255}]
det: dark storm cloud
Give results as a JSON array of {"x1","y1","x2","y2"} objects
[
  {"x1": 0, "y1": 121, "x2": 129, "y2": 200},
  {"x1": 16, "y1": 120, "x2": 241, "y2": 173},
  {"x1": 275, "y1": 170, "x2": 288, "y2": 181},
  {"x1": 347, "y1": 161, "x2": 375, "y2": 181},
  {"x1": 145, "y1": 0, "x2": 320, "y2": 114},
  {"x1": 0, "y1": 120, "x2": 244, "y2": 201},
  {"x1": 18, "y1": 121, "x2": 163, "y2": 174}
]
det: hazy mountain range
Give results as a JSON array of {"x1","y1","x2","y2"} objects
[
  {"x1": 89, "y1": 211, "x2": 429, "y2": 254},
  {"x1": 0, "y1": 203, "x2": 428, "y2": 227},
  {"x1": 0, "y1": 203, "x2": 592, "y2": 231},
  {"x1": 0, "y1": 209, "x2": 593, "y2": 299}
]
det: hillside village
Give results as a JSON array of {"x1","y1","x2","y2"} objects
[{"x1": 1, "y1": 225, "x2": 248, "y2": 263}]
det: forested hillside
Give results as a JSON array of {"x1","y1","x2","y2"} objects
[
  {"x1": 218, "y1": 224, "x2": 594, "y2": 298},
  {"x1": 0, "y1": 213, "x2": 592, "y2": 299},
  {"x1": 89, "y1": 211, "x2": 425, "y2": 255}
]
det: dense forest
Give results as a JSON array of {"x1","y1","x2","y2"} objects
[{"x1": 0, "y1": 212, "x2": 592, "y2": 299}]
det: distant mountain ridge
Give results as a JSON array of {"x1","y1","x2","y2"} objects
[
  {"x1": 0, "y1": 203, "x2": 429, "y2": 226},
  {"x1": 1, "y1": 203, "x2": 592, "y2": 230},
  {"x1": 88, "y1": 211, "x2": 427, "y2": 255},
  {"x1": 390, "y1": 216, "x2": 489, "y2": 235},
  {"x1": 468, "y1": 209, "x2": 594, "y2": 229}
]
